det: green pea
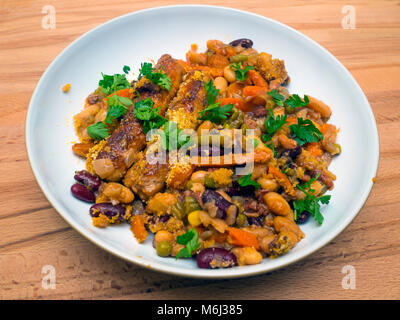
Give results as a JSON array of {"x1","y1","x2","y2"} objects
[{"x1": 156, "y1": 241, "x2": 172, "y2": 257}]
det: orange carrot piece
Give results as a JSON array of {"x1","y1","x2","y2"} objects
[
  {"x1": 229, "y1": 228, "x2": 260, "y2": 250},
  {"x1": 217, "y1": 97, "x2": 254, "y2": 112},
  {"x1": 248, "y1": 70, "x2": 269, "y2": 88},
  {"x1": 243, "y1": 85, "x2": 268, "y2": 97},
  {"x1": 306, "y1": 142, "x2": 323, "y2": 157},
  {"x1": 130, "y1": 215, "x2": 148, "y2": 243},
  {"x1": 268, "y1": 166, "x2": 296, "y2": 196}
]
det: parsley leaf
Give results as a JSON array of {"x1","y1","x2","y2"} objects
[
  {"x1": 161, "y1": 121, "x2": 192, "y2": 151},
  {"x1": 285, "y1": 94, "x2": 309, "y2": 110},
  {"x1": 105, "y1": 104, "x2": 128, "y2": 124},
  {"x1": 267, "y1": 89, "x2": 285, "y2": 106},
  {"x1": 99, "y1": 72, "x2": 130, "y2": 95},
  {"x1": 204, "y1": 80, "x2": 219, "y2": 105},
  {"x1": 230, "y1": 62, "x2": 254, "y2": 81},
  {"x1": 293, "y1": 173, "x2": 331, "y2": 225},
  {"x1": 123, "y1": 65, "x2": 130, "y2": 74},
  {"x1": 289, "y1": 117, "x2": 323, "y2": 146},
  {"x1": 133, "y1": 97, "x2": 167, "y2": 134},
  {"x1": 176, "y1": 228, "x2": 200, "y2": 259},
  {"x1": 198, "y1": 103, "x2": 233, "y2": 124},
  {"x1": 198, "y1": 80, "x2": 233, "y2": 124},
  {"x1": 138, "y1": 62, "x2": 172, "y2": 91},
  {"x1": 237, "y1": 173, "x2": 261, "y2": 189},
  {"x1": 261, "y1": 109, "x2": 288, "y2": 142},
  {"x1": 87, "y1": 122, "x2": 109, "y2": 140}
]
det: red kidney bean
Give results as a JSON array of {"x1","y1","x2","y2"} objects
[
  {"x1": 296, "y1": 210, "x2": 311, "y2": 224},
  {"x1": 90, "y1": 203, "x2": 126, "y2": 221},
  {"x1": 202, "y1": 190, "x2": 237, "y2": 220},
  {"x1": 229, "y1": 38, "x2": 253, "y2": 48},
  {"x1": 196, "y1": 248, "x2": 237, "y2": 269},
  {"x1": 71, "y1": 183, "x2": 95, "y2": 203},
  {"x1": 74, "y1": 170, "x2": 102, "y2": 191}
]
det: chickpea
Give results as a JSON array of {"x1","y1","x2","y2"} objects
[
  {"x1": 97, "y1": 182, "x2": 134, "y2": 204},
  {"x1": 154, "y1": 230, "x2": 174, "y2": 246},
  {"x1": 259, "y1": 235, "x2": 277, "y2": 254},
  {"x1": 190, "y1": 171, "x2": 207, "y2": 184},
  {"x1": 213, "y1": 77, "x2": 228, "y2": 93},
  {"x1": 257, "y1": 178, "x2": 279, "y2": 191},
  {"x1": 232, "y1": 247, "x2": 263, "y2": 266},
  {"x1": 263, "y1": 192, "x2": 291, "y2": 216},
  {"x1": 224, "y1": 65, "x2": 236, "y2": 83}
]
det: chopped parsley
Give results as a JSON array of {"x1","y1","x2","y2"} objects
[
  {"x1": 98, "y1": 72, "x2": 130, "y2": 95},
  {"x1": 267, "y1": 89, "x2": 285, "y2": 107},
  {"x1": 176, "y1": 228, "x2": 200, "y2": 259},
  {"x1": 161, "y1": 121, "x2": 192, "y2": 151},
  {"x1": 198, "y1": 80, "x2": 233, "y2": 124},
  {"x1": 285, "y1": 94, "x2": 309, "y2": 110},
  {"x1": 133, "y1": 97, "x2": 166, "y2": 133},
  {"x1": 289, "y1": 117, "x2": 323, "y2": 146},
  {"x1": 230, "y1": 62, "x2": 254, "y2": 81},
  {"x1": 138, "y1": 62, "x2": 171, "y2": 91},
  {"x1": 294, "y1": 173, "x2": 331, "y2": 225},
  {"x1": 237, "y1": 173, "x2": 261, "y2": 189},
  {"x1": 86, "y1": 122, "x2": 109, "y2": 140},
  {"x1": 261, "y1": 108, "x2": 288, "y2": 142},
  {"x1": 87, "y1": 67, "x2": 133, "y2": 140},
  {"x1": 123, "y1": 65, "x2": 131, "y2": 74}
]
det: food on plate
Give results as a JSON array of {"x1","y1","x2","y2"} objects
[{"x1": 71, "y1": 39, "x2": 341, "y2": 268}]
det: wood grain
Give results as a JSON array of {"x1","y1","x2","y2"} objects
[{"x1": 0, "y1": 0, "x2": 399, "y2": 300}]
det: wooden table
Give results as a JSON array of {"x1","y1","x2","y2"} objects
[{"x1": 1, "y1": 0, "x2": 399, "y2": 300}]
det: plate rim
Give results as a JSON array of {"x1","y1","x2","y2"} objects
[{"x1": 25, "y1": 4, "x2": 380, "y2": 279}]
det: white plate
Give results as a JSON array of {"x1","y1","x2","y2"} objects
[{"x1": 26, "y1": 5, "x2": 379, "y2": 278}]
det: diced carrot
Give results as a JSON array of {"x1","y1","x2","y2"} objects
[
  {"x1": 268, "y1": 166, "x2": 296, "y2": 196},
  {"x1": 306, "y1": 142, "x2": 323, "y2": 157},
  {"x1": 243, "y1": 85, "x2": 268, "y2": 97},
  {"x1": 228, "y1": 228, "x2": 260, "y2": 250},
  {"x1": 217, "y1": 97, "x2": 254, "y2": 112},
  {"x1": 130, "y1": 215, "x2": 148, "y2": 243},
  {"x1": 248, "y1": 70, "x2": 269, "y2": 88}
]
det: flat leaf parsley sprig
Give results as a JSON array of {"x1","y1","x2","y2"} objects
[
  {"x1": 293, "y1": 173, "x2": 331, "y2": 225},
  {"x1": 138, "y1": 62, "x2": 172, "y2": 91},
  {"x1": 176, "y1": 228, "x2": 200, "y2": 259},
  {"x1": 198, "y1": 80, "x2": 233, "y2": 124},
  {"x1": 230, "y1": 62, "x2": 254, "y2": 81},
  {"x1": 87, "y1": 66, "x2": 132, "y2": 140}
]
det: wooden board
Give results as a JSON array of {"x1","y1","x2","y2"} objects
[{"x1": 0, "y1": 0, "x2": 399, "y2": 299}]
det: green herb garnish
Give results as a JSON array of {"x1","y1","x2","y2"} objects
[
  {"x1": 138, "y1": 62, "x2": 171, "y2": 91},
  {"x1": 261, "y1": 108, "x2": 288, "y2": 142},
  {"x1": 285, "y1": 94, "x2": 309, "y2": 110},
  {"x1": 237, "y1": 173, "x2": 261, "y2": 189},
  {"x1": 98, "y1": 72, "x2": 130, "y2": 95},
  {"x1": 267, "y1": 89, "x2": 285, "y2": 106},
  {"x1": 198, "y1": 80, "x2": 233, "y2": 124},
  {"x1": 133, "y1": 97, "x2": 167, "y2": 133},
  {"x1": 86, "y1": 122, "x2": 109, "y2": 140},
  {"x1": 230, "y1": 62, "x2": 254, "y2": 81},
  {"x1": 161, "y1": 121, "x2": 192, "y2": 151},
  {"x1": 294, "y1": 173, "x2": 331, "y2": 225},
  {"x1": 289, "y1": 117, "x2": 323, "y2": 146},
  {"x1": 123, "y1": 65, "x2": 131, "y2": 74},
  {"x1": 176, "y1": 228, "x2": 200, "y2": 259}
]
